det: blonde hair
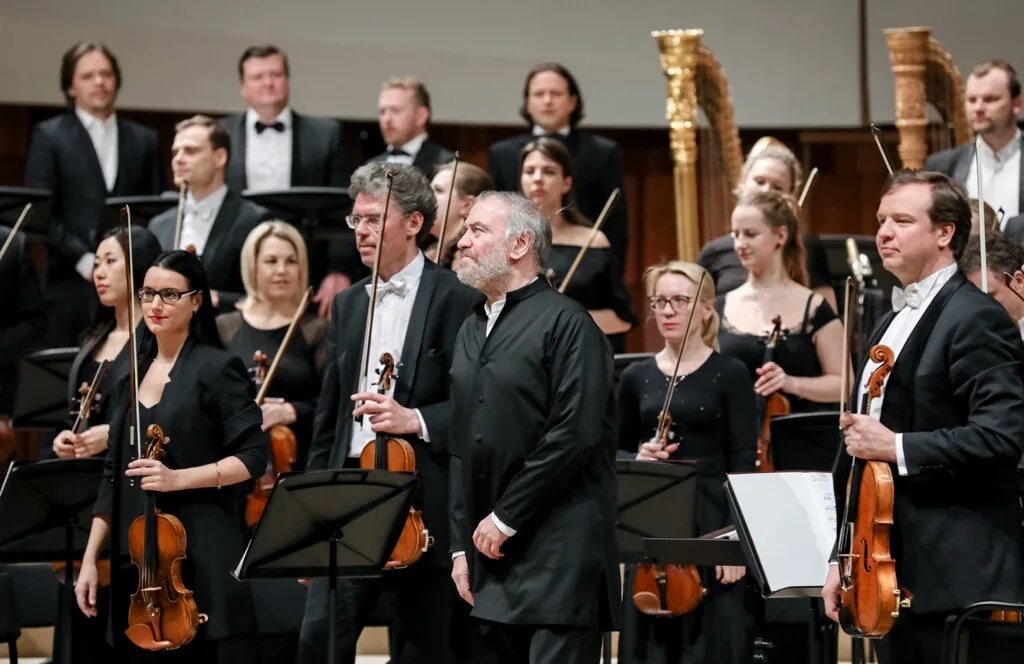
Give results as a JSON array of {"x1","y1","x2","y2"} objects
[
  {"x1": 643, "y1": 261, "x2": 720, "y2": 351},
  {"x1": 239, "y1": 220, "x2": 309, "y2": 309},
  {"x1": 737, "y1": 139, "x2": 804, "y2": 197},
  {"x1": 734, "y1": 189, "x2": 808, "y2": 286}
]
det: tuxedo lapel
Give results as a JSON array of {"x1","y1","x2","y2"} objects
[
  {"x1": 70, "y1": 114, "x2": 108, "y2": 194},
  {"x1": 113, "y1": 117, "x2": 132, "y2": 194},
  {"x1": 227, "y1": 115, "x2": 248, "y2": 190},
  {"x1": 290, "y1": 112, "x2": 303, "y2": 186},
  {"x1": 344, "y1": 289, "x2": 370, "y2": 395},
  {"x1": 395, "y1": 264, "x2": 439, "y2": 404},
  {"x1": 952, "y1": 144, "x2": 974, "y2": 184},
  {"x1": 851, "y1": 309, "x2": 897, "y2": 406},
  {"x1": 413, "y1": 141, "x2": 437, "y2": 173},
  {"x1": 201, "y1": 193, "x2": 239, "y2": 268}
]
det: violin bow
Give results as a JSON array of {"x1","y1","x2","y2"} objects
[
  {"x1": 356, "y1": 171, "x2": 396, "y2": 404},
  {"x1": 122, "y1": 207, "x2": 145, "y2": 467},
  {"x1": 255, "y1": 287, "x2": 313, "y2": 405},
  {"x1": 974, "y1": 139, "x2": 989, "y2": 292},
  {"x1": 797, "y1": 167, "x2": 819, "y2": 208},
  {"x1": 839, "y1": 277, "x2": 854, "y2": 421},
  {"x1": 558, "y1": 188, "x2": 621, "y2": 294},
  {"x1": 0, "y1": 203, "x2": 32, "y2": 265},
  {"x1": 870, "y1": 124, "x2": 895, "y2": 176},
  {"x1": 433, "y1": 152, "x2": 460, "y2": 265},
  {"x1": 172, "y1": 182, "x2": 188, "y2": 250},
  {"x1": 654, "y1": 269, "x2": 707, "y2": 445}
]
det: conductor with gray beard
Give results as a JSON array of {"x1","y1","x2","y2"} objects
[{"x1": 448, "y1": 191, "x2": 620, "y2": 663}]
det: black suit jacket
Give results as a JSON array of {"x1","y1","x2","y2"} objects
[
  {"x1": 307, "y1": 261, "x2": 480, "y2": 571},
  {"x1": 926, "y1": 134, "x2": 1024, "y2": 236},
  {"x1": 0, "y1": 228, "x2": 46, "y2": 412},
  {"x1": 222, "y1": 111, "x2": 348, "y2": 191},
  {"x1": 369, "y1": 138, "x2": 455, "y2": 179},
  {"x1": 489, "y1": 129, "x2": 628, "y2": 269},
  {"x1": 24, "y1": 112, "x2": 163, "y2": 280},
  {"x1": 148, "y1": 190, "x2": 270, "y2": 311},
  {"x1": 832, "y1": 270, "x2": 1024, "y2": 612}
]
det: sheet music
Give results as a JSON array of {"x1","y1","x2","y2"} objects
[{"x1": 727, "y1": 472, "x2": 837, "y2": 594}]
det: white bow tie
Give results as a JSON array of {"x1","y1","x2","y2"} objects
[
  {"x1": 365, "y1": 275, "x2": 408, "y2": 299},
  {"x1": 891, "y1": 283, "x2": 921, "y2": 312},
  {"x1": 185, "y1": 202, "x2": 214, "y2": 222}
]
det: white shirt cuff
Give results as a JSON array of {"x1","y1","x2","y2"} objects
[
  {"x1": 490, "y1": 512, "x2": 517, "y2": 537},
  {"x1": 451, "y1": 551, "x2": 465, "y2": 560},
  {"x1": 895, "y1": 433, "x2": 908, "y2": 476},
  {"x1": 414, "y1": 408, "x2": 429, "y2": 442},
  {"x1": 75, "y1": 252, "x2": 96, "y2": 282}
]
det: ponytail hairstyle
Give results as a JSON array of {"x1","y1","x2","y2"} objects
[
  {"x1": 642, "y1": 261, "x2": 720, "y2": 351},
  {"x1": 736, "y1": 140, "x2": 804, "y2": 198},
  {"x1": 735, "y1": 189, "x2": 808, "y2": 286}
]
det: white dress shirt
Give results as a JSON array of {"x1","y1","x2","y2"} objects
[
  {"x1": 856, "y1": 262, "x2": 958, "y2": 475},
  {"x1": 76, "y1": 106, "x2": 118, "y2": 192},
  {"x1": 178, "y1": 185, "x2": 227, "y2": 255},
  {"x1": 348, "y1": 252, "x2": 430, "y2": 457},
  {"x1": 245, "y1": 107, "x2": 292, "y2": 192},
  {"x1": 966, "y1": 130, "x2": 1021, "y2": 227},
  {"x1": 383, "y1": 133, "x2": 427, "y2": 166}
]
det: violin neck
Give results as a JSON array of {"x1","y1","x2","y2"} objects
[
  {"x1": 144, "y1": 493, "x2": 158, "y2": 575},
  {"x1": 374, "y1": 431, "x2": 388, "y2": 470}
]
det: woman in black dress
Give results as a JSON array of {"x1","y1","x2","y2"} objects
[
  {"x1": 617, "y1": 261, "x2": 756, "y2": 664},
  {"x1": 52, "y1": 226, "x2": 162, "y2": 460},
  {"x1": 74, "y1": 250, "x2": 267, "y2": 662},
  {"x1": 217, "y1": 221, "x2": 327, "y2": 471},
  {"x1": 717, "y1": 189, "x2": 845, "y2": 414},
  {"x1": 518, "y1": 136, "x2": 636, "y2": 351}
]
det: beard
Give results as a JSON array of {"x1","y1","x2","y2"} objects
[{"x1": 455, "y1": 242, "x2": 511, "y2": 292}]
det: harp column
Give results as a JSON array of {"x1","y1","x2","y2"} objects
[
  {"x1": 653, "y1": 29, "x2": 702, "y2": 261},
  {"x1": 884, "y1": 27, "x2": 931, "y2": 169}
]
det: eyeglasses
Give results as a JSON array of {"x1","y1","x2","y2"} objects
[
  {"x1": 138, "y1": 287, "x2": 199, "y2": 303},
  {"x1": 648, "y1": 295, "x2": 692, "y2": 313},
  {"x1": 345, "y1": 211, "x2": 409, "y2": 231}
]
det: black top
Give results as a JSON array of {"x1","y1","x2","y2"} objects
[
  {"x1": 94, "y1": 338, "x2": 267, "y2": 639},
  {"x1": 450, "y1": 279, "x2": 620, "y2": 628},
  {"x1": 716, "y1": 293, "x2": 838, "y2": 412},
  {"x1": 547, "y1": 244, "x2": 636, "y2": 353},
  {"x1": 220, "y1": 312, "x2": 327, "y2": 469},
  {"x1": 616, "y1": 354, "x2": 757, "y2": 536}
]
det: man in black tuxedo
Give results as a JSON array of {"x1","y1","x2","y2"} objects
[
  {"x1": 489, "y1": 63, "x2": 628, "y2": 271},
  {"x1": 823, "y1": 171, "x2": 1024, "y2": 664},
  {"x1": 148, "y1": 115, "x2": 270, "y2": 313},
  {"x1": 299, "y1": 163, "x2": 478, "y2": 664},
  {"x1": 25, "y1": 41, "x2": 163, "y2": 346},
  {"x1": 449, "y1": 192, "x2": 619, "y2": 663},
  {"x1": 926, "y1": 59, "x2": 1024, "y2": 241},
  {"x1": 368, "y1": 76, "x2": 454, "y2": 179}
]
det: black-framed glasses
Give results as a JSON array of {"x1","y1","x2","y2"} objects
[
  {"x1": 138, "y1": 287, "x2": 199, "y2": 303},
  {"x1": 648, "y1": 295, "x2": 692, "y2": 313}
]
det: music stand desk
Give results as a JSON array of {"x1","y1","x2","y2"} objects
[
  {"x1": 0, "y1": 187, "x2": 51, "y2": 238},
  {"x1": 103, "y1": 193, "x2": 179, "y2": 231},
  {"x1": 13, "y1": 348, "x2": 78, "y2": 430}
]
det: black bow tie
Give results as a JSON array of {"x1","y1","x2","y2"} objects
[
  {"x1": 255, "y1": 120, "x2": 285, "y2": 134},
  {"x1": 388, "y1": 148, "x2": 411, "y2": 157}
]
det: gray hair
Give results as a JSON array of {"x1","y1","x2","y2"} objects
[
  {"x1": 349, "y1": 162, "x2": 437, "y2": 244},
  {"x1": 476, "y1": 190, "x2": 551, "y2": 267}
]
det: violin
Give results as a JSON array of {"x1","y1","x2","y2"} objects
[
  {"x1": 755, "y1": 315, "x2": 790, "y2": 472},
  {"x1": 359, "y1": 353, "x2": 432, "y2": 569},
  {"x1": 118, "y1": 208, "x2": 206, "y2": 650},
  {"x1": 244, "y1": 349, "x2": 298, "y2": 527},
  {"x1": 125, "y1": 424, "x2": 206, "y2": 650},
  {"x1": 837, "y1": 343, "x2": 910, "y2": 637},
  {"x1": 632, "y1": 269, "x2": 708, "y2": 617}
]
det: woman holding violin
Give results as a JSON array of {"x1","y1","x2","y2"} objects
[
  {"x1": 617, "y1": 261, "x2": 756, "y2": 664},
  {"x1": 217, "y1": 220, "x2": 327, "y2": 473},
  {"x1": 75, "y1": 249, "x2": 267, "y2": 661},
  {"x1": 519, "y1": 136, "x2": 635, "y2": 351},
  {"x1": 51, "y1": 227, "x2": 162, "y2": 461}
]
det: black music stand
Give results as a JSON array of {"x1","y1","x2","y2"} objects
[
  {"x1": 102, "y1": 193, "x2": 179, "y2": 231},
  {"x1": 0, "y1": 458, "x2": 105, "y2": 664},
  {"x1": 770, "y1": 412, "x2": 841, "y2": 473},
  {"x1": 234, "y1": 468, "x2": 416, "y2": 664},
  {"x1": 616, "y1": 460, "x2": 699, "y2": 562},
  {"x1": 13, "y1": 348, "x2": 78, "y2": 429},
  {"x1": 0, "y1": 187, "x2": 52, "y2": 238}
]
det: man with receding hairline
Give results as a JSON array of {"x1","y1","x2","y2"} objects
[{"x1": 369, "y1": 76, "x2": 454, "y2": 179}]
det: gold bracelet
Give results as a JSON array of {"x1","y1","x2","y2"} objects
[{"x1": 215, "y1": 461, "x2": 222, "y2": 490}]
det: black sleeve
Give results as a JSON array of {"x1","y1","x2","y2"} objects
[
  {"x1": 24, "y1": 127, "x2": 90, "y2": 263},
  {"x1": 493, "y1": 311, "x2": 613, "y2": 532},
  {"x1": 206, "y1": 355, "x2": 268, "y2": 478},
  {"x1": 307, "y1": 296, "x2": 343, "y2": 471},
  {"x1": 449, "y1": 454, "x2": 466, "y2": 553},
  {"x1": 721, "y1": 357, "x2": 758, "y2": 473},
  {"x1": 615, "y1": 365, "x2": 643, "y2": 458},
  {"x1": 605, "y1": 252, "x2": 637, "y2": 325}
]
